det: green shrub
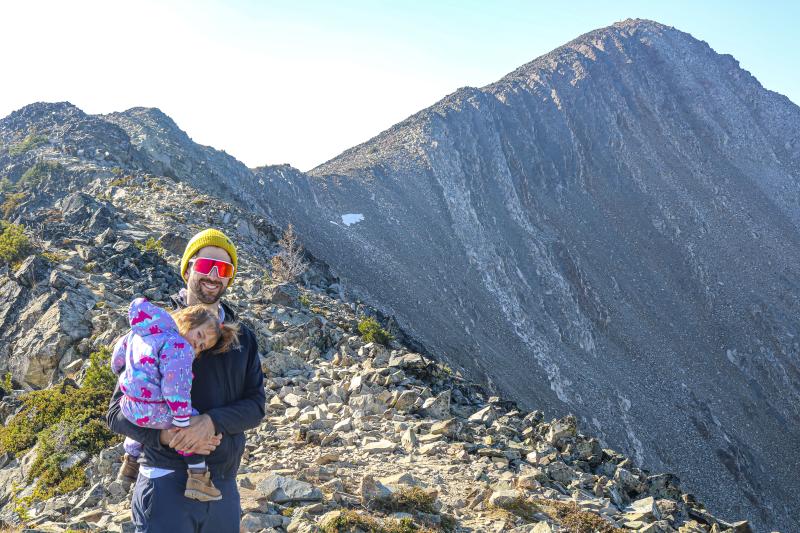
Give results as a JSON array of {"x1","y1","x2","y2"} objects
[
  {"x1": 110, "y1": 175, "x2": 131, "y2": 187},
  {"x1": 191, "y1": 198, "x2": 209, "y2": 206},
  {"x1": 321, "y1": 509, "x2": 434, "y2": 533},
  {"x1": 135, "y1": 237, "x2": 165, "y2": 257},
  {"x1": 358, "y1": 316, "x2": 394, "y2": 346},
  {"x1": 19, "y1": 161, "x2": 62, "y2": 188},
  {"x1": 2, "y1": 372, "x2": 11, "y2": 392},
  {"x1": 299, "y1": 294, "x2": 311, "y2": 307},
  {"x1": 0, "y1": 346, "x2": 120, "y2": 501},
  {"x1": 82, "y1": 346, "x2": 118, "y2": 391},
  {"x1": 0, "y1": 222, "x2": 32, "y2": 265},
  {"x1": 41, "y1": 250, "x2": 68, "y2": 263},
  {"x1": 8, "y1": 134, "x2": 48, "y2": 156},
  {"x1": 1, "y1": 192, "x2": 26, "y2": 219},
  {"x1": 0, "y1": 177, "x2": 13, "y2": 193}
]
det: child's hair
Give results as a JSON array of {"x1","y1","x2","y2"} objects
[{"x1": 170, "y1": 305, "x2": 240, "y2": 356}]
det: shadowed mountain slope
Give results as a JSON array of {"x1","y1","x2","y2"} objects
[{"x1": 253, "y1": 19, "x2": 800, "y2": 532}]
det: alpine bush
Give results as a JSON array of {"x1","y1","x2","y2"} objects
[
  {"x1": 0, "y1": 222, "x2": 31, "y2": 264},
  {"x1": 0, "y1": 346, "x2": 120, "y2": 501},
  {"x1": 358, "y1": 316, "x2": 394, "y2": 346}
]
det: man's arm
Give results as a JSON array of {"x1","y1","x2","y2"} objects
[
  {"x1": 205, "y1": 329, "x2": 265, "y2": 435},
  {"x1": 106, "y1": 384, "x2": 165, "y2": 450}
]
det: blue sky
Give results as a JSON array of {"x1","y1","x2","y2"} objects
[{"x1": 0, "y1": 1, "x2": 796, "y2": 171}]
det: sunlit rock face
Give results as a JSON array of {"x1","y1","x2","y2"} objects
[{"x1": 254, "y1": 19, "x2": 800, "y2": 532}]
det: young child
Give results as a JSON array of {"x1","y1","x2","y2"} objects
[{"x1": 110, "y1": 297, "x2": 238, "y2": 501}]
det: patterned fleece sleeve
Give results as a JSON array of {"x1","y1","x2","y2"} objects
[
  {"x1": 110, "y1": 332, "x2": 131, "y2": 376},
  {"x1": 158, "y1": 338, "x2": 195, "y2": 428}
]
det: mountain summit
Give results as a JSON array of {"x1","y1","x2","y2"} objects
[{"x1": 254, "y1": 19, "x2": 800, "y2": 531}]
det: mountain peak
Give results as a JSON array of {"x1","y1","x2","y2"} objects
[{"x1": 0, "y1": 101, "x2": 87, "y2": 130}]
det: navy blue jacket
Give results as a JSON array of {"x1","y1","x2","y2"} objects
[{"x1": 106, "y1": 296, "x2": 265, "y2": 478}]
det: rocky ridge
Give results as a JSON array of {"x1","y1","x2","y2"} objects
[
  {"x1": 252, "y1": 19, "x2": 800, "y2": 533},
  {"x1": 0, "y1": 126, "x2": 755, "y2": 531}
]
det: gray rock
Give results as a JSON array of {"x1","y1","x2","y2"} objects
[
  {"x1": 266, "y1": 283, "x2": 300, "y2": 307},
  {"x1": 360, "y1": 474, "x2": 392, "y2": 505},
  {"x1": 421, "y1": 390, "x2": 451, "y2": 419},
  {"x1": 157, "y1": 232, "x2": 188, "y2": 255},
  {"x1": 76, "y1": 482, "x2": 106, "y2": 509},
  {"x1": 12, "y1": 255, "x2": 49, "y2": 288},
  {"x1": 240, "y1": 512, "x2": 285, "y2": 531},
  {"x1": 488, "y1": 489, "x2": 521, "y2": 508},
  {"x1": 261, "y1": 352, "x2": 309, "y2": 377},
  {"x1": 468, "y1": 406, "x2": 496, "y2": 427},
  {"x1": 256, "y1": 474, "x2": 323, "y2": 504}
]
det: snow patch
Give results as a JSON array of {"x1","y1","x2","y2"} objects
[{"x1": 341, "y1": 213, "x2": 364, "y2": 226}]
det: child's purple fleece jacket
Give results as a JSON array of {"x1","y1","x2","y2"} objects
[{"x1": 111, "y1": 298, "x2": 195, "y2": 427}]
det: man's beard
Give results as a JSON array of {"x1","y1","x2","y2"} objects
[{"x1": 189, "y1": 275, "x2": 226, "y2": 304}]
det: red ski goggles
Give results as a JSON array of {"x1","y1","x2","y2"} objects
[{"x1": 190, "y1": 257, "x2": 235, "y2": 279}]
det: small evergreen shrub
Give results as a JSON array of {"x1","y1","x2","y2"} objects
[
  {"x1": 19, "y1": 161, "x2": 62, "y2": 188},
  {"x1": 321, "y1": 509, "x2": 434, "y2": 533},
  {"x1": 135, "y1": 237, "x2": 165, "y2": 256},
  {"x1": 0, "y1": 222, "x2": 32, "y2": 265},
  {"x1": 1, "y1": 192, "x2": 26, "y2": 219},
  {"x1": 0, "y1": 347, "x2": 120, "y2": 501},
  {"x1": 8, "y1": 134, "x2": 48, "y2": 156},
  {"x1": 358, "y1": 316, "x2": 394, "y2": 346}
]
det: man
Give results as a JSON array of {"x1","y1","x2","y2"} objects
[{"x1": 107, "y1": 228, "x2": 265, "y2": 533}]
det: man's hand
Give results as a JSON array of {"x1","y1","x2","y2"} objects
[
  {"x1": 184, "y1": 433, "x2": 222, "y2": 455},
  {"x1": 168, "y1": 414, "x2": 215, "y2": 451},
  {"x1": 159, "y1": 428, "x2": 179, "y2": 446}
]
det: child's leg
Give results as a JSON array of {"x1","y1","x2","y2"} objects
[
  {"x1": 124, "y1": 437, "x2": 144, "y2": 457},
  {"x1": 177, "y1": 409, "x2": 207, "y2": 470},
  {"x1": 182, "y1": 454, "x2": 206, "y2": 471}
]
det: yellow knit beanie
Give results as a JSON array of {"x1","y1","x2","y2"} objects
[{"x1": 180, "y1": 229, "x2": 238, "y2": 284}]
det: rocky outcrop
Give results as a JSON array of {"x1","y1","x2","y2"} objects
[
  {"x1": 103, "y1": 107, "x2": 265, "y2": 214},
  {"x1": 255, "y1": 19, "x2": 800, "y2": 532}
]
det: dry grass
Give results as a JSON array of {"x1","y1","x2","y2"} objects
[
  {"x1": 321, "y1": 509, "x2": 437, "y2": 533},
  {"x1": 535, "y1": 499, "x2": 619, "y2": 533}
]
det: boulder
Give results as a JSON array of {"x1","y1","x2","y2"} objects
[
  {"x1": 468, "y1": 406, "x2": 497, "y2": 427},
  {"x1": 266, "y1": 283, "x2": 300, "y2": 307},
  {"x1": 261, "y1": 352, "x2": 309, "y2": 377},
  {"x1": 421, "y1": 390, "x2": 451, "y2": 419},
  {"x1": 256, "y1": 475, "x2": 323, "y2": 503},
  {"x1": 360, "y1": 474, "x2": 392, "y2": 505},
  {"x1": 12, "y1": 254, "x2": 49, "y2": 288}
]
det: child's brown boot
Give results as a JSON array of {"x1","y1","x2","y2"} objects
[
  {"x1": 117, "y1": 453, "x2": 140, "y2": 482},
  {"x1": 185, "y1": 468, "x2": 222, "y2": 501}
]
